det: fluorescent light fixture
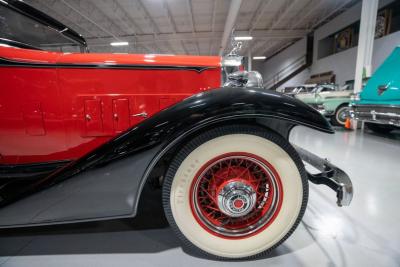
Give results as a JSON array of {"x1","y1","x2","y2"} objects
[
  {"x1": 253, "y1": 56, "x2": 266, "y2": 60},
  {"x1": 234, "y1": 36, "x2": 253, "y2": 41},
  {"x1": 110, "y1": 41, "x2": 129, "y2": 46}
]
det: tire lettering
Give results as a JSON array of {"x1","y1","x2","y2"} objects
[{"x1": 175, "y1": 159, "x2": 200, "y2": 205}]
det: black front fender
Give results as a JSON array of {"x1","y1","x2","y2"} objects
[
  {"x1": 0, "y1": 87, "x2": 333, "y2": 227},
  {"x1": 198, "y1": 87, "x2": 332, "y2": 133},
  {"x1": 158, "y1": 87, "x2": 333, "y2": 135}
]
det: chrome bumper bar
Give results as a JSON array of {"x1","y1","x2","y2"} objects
[
  {"x1": 350, "y1": 104, "x2": 400, "y2": 126},
  {"x1": 294, "y1": 145, "x2": 353, "y2": 206}
]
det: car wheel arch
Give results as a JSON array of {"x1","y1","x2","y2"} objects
[
  {"x1": 336, "y1": 102, "x2": 350, "y2": 111},
  {"x1": 136, "y1": 117, "x2": 297, "y2": 210}
]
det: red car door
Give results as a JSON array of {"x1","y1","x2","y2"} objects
[{"x1": 0, "y1": 49, "x2": 68, "y2": 164}]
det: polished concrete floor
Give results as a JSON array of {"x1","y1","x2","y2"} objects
[{"x1": 0, "y1": 126, "x2": 399, "y2": 267}]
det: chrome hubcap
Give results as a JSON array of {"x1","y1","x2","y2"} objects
[
  {"x1": 217, "y1": 181, "x2": 256, "y2": 217},
  {"x1": 337, "y1": 107, "x2": 350, "y2": 124}
]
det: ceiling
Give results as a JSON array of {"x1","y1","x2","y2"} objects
[{"x1": 25, "y1": 0, "x2": 360, "y2": 57}]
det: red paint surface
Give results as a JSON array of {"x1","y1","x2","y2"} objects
[{"x1": 0, "y1": 46, "x2": 221, "y2": 164}]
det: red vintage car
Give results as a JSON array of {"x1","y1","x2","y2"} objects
[{"x1": 0, "y1": 0, "x2": 352, "y2": 259}]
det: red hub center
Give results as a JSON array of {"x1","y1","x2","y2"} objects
[
  {"x1": 190, "y1": 152, "x2": 283, "y2": 239},
  {"x1": 233, "y1": 199, "x2": 244, "y2": 209}
]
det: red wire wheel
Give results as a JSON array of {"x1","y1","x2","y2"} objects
[{"x1": 190, "y1": 152, "x2": 283, "y2": 239}]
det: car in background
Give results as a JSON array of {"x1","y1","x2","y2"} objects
[
  {"x1": 351, "y1": 47, "x2": 400, "y2": 134},
  {"x1": 297, "y1": 84, "x2": 337, "y2": 100},
  {"x1": 283, "y1": 84, "x2": 317, "y2": 97},
  {"x1": 295, "y1": 84, "x2": 352, "y2": 126},
  {"x1": 280, "y1": 86, "x2": 296, "y2": 93},
  {"x1": 342, "y1": 80, "x2": 355, "y2": 91}
]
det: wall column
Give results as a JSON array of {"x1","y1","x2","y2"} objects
[
  {"x1": 352, "y1": 0, "x2": 379, "y2": 130},
  {"x1": 247, "y1": 49, "x2": 252, "y2": 71},
  {"x1": 353, "y1": 0, "x2": 379, "y2": 93}
]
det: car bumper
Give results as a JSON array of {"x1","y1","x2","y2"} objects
[
  {"x1": 294, "y1": 145, "x2": 353, "y2": 206},
  {"x1": 350, "y1": 104, "x2": 400, "y2": 126}
]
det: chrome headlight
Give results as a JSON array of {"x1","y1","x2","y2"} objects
[
  {"x1": 221, "y1": 55, "x2": 263, "y2": 88},
  {"x1": 246, "y1": 71, "x2": 263, "y2": 87},
  {"x1": 223, "y1": 71, "x2": 263, "y2": 88}
]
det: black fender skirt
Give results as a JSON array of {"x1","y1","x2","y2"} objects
[{"x1": 0, "y1": 87, "x2": 333, "y2": 227}]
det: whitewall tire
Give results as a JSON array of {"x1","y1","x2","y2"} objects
[
  {"x1": 332, "y1": 105, "x2": 350, "y2": 126},
  {"x1": 162, "y1": 125, "x2": 308, "y2": 259}
]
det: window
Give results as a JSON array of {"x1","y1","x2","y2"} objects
[
  {"x1": 317, "y1": 1, "x2": 400, "y2": 59},
  {"x1": 0, "y1": 4, "x2": 83, "y2": 52},
  {"x1": 317, "y1": 22, "x2": 359, "y2": 59}
]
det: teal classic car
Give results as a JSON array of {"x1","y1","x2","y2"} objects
[
  {"x1": 351, "y1": 47, "x2": 400, "y2": 134},
  {"x1": 295, "y1": 84, "x2": 352, "y2": 126}
]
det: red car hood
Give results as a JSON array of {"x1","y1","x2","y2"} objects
[{"x1": 0, "y1": 46, "x2": 221, "y2": 67}]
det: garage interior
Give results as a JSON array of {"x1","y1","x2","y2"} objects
[{"x1": 0, "y1": 0, "x2": 400, "y2": 266}]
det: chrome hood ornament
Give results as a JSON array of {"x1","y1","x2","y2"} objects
[
  {"x1": 222, "y1": 30, "x2": 264, "y2": 88},
  {"x1": 228, "y1": 30, "x2": 243, "y2": 57}
]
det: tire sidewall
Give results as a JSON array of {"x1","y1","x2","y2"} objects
[
  {"x1": 163, "y1": 126, "x2": 308, "y2": 259},
  {"x1": 334, "y1": 105, "x2": 350, "y2": 126}
]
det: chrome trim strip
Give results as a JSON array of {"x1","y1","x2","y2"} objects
[
  {"x1": 131, "y1": 112, "x2": 148, "y2": 118},
  {"x1": 0, "y1": 57, "x2": 216, "y2": 73},
  {"x1": 323, "y1": 96, "x2": 351, "y2": 100},
  {"x1": 361, "y1": 110, "x2": 400, "y2": 118},
  {"x1": 352, "y1": 104, "x2": 400, "y2": 109}
]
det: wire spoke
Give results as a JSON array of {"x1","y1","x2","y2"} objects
[{"x1": 191, "y1": 154, "x2": 280, "y2": 237}]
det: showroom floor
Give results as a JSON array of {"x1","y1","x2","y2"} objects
[{"x1": 0, "y1": 126, "x2": 399, "y2": 267}]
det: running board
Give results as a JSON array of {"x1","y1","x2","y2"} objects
[{"x1": 293, "y1": 145, "x2": 353, "y2": 207}]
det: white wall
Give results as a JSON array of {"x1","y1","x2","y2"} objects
[
  {"x1": 278, "y1": 68, "x2": 310, "y2": 89},
  {"x1": 311, "y1": 0, "x2": 397, "y2": 86},
  {"x1": 253, "y1": 37, "x2": 309, "y2": 87},
  {"x1": 312, "y1": 1, "x2": 364, "y2": 63},
  {"x1": 312, "y1": 31, "x2": 400, "y2": 86},
  {"x1": 255, "y1": 0, "x2": 399, "y2": 88}
]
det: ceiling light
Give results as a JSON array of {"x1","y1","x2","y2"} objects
[
  {"x1": 110, "y1": 41, "x2": 129, "y2": 46},
  {"x1": 253, "y1": 56, "x2": 266, "y2": 60},
  {"x1": 234, "y1": 36, "x2": 253, "y2": 41}
]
